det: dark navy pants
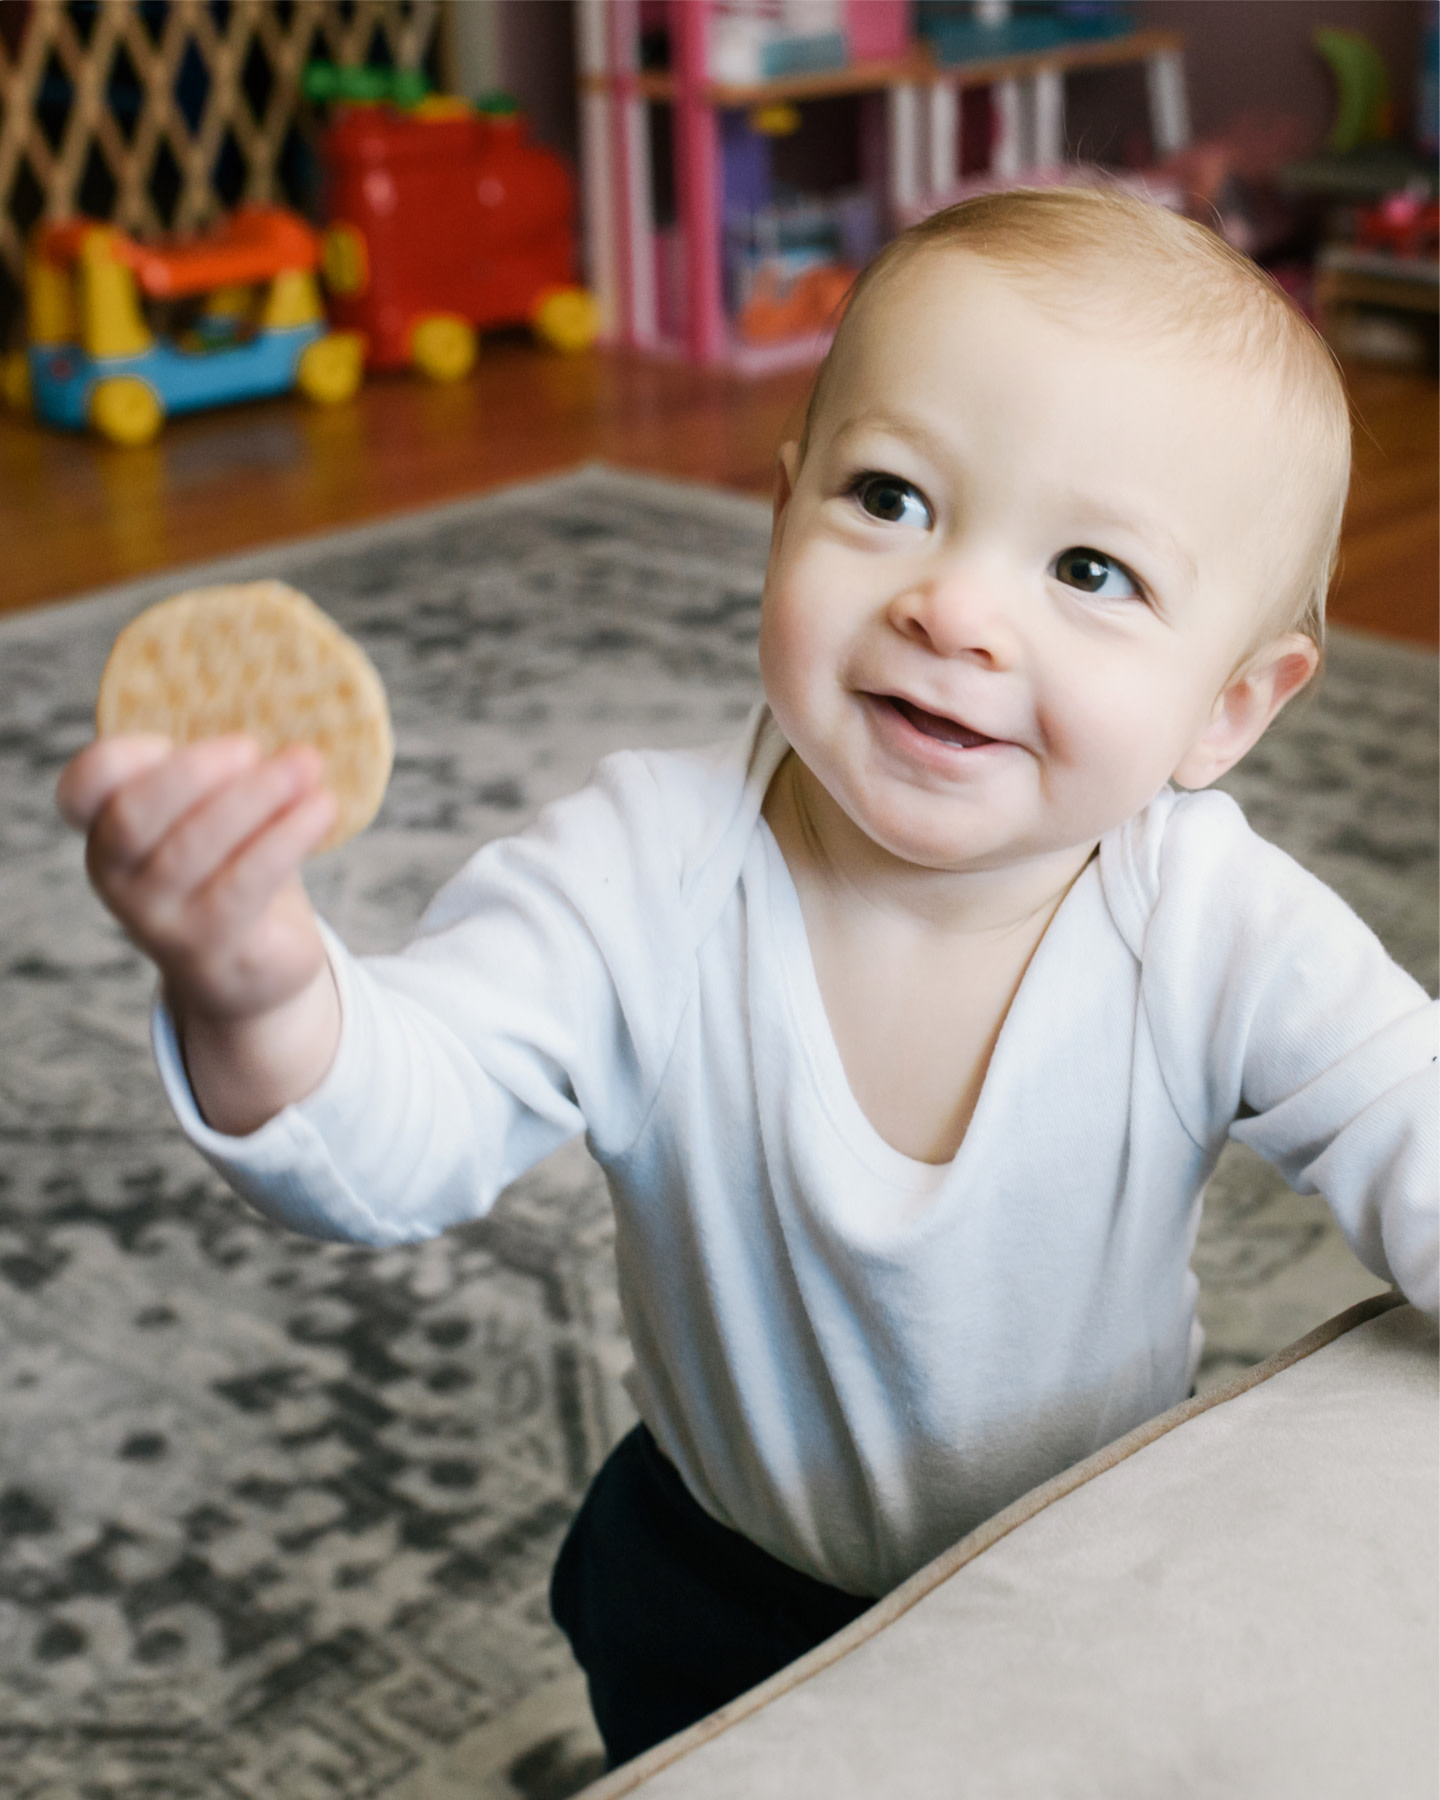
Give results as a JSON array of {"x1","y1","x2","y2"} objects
[{"x1": 550, "y1": 1424, "x2": 875, "y2": 1769}]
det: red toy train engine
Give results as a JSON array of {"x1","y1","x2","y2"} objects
[{"x1": 320, "y1": 97, "x2": 598, "y2": 379}]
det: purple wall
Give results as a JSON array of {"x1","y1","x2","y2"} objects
[
  {"x1": 1136, "y1": 0, "x2": 1425, "y2": 146},
  {"x1": 1060, "y1": 1, "x2": 1427, "y2": 167},
  {"x1": 498, "y1": 0, "x2": 579, "y2": 165}
]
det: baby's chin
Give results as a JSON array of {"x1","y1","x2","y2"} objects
[
  {"x1": 829, "y1": 775, "x2": 1108, "y2": 883},
  {"x1": 827, "y1": 784, "x2": 1019, "y2": 874}
]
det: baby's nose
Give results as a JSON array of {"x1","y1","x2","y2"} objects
[{"x1": 887, "y1": 564, "x2": 1020, "y2": 666}]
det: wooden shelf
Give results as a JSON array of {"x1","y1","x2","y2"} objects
[
  {"x1": 580, "y1": 51, "x2": 929, "y2": 105},
  {"x1": 579, "y1": 29, "x2": 1185, "y2": 107},
  {"x1": 925, "y1": 26, "x2": 1184, "y2": 90},
  {"x1": 1318, "y1": 267, "x2": 1440, "y2": 316}
]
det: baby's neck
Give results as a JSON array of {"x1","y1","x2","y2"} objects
[
  {"x1": 763, "y1": 754, "x2": 1097, "y2": 1165},
  {"x1": 763, "y1": 753, "x2": 1096, "y2": 940}
]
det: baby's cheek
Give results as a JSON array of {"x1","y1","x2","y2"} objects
[
  {"x1": 757, "y1": 590, "x2": 807, "y2": 703},
  {"x1": 1033, "y1": 691, "x2": 1130, "y2": 787},
  {"x1": 1050, "y1": 691, "x2": 1186, "y2": 816}
]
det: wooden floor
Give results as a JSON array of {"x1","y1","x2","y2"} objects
[{"x1": 2, "y1": 339, "x2": 1435, "y2": 646}]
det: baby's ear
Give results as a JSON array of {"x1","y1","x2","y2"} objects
[{"x1": 1171, "y1": 633, "x2": 1319, "y2": 790}]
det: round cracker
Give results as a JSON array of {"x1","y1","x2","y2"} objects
[{"x1": 95, "y1": 580, "x2": 392, "y2": 852}]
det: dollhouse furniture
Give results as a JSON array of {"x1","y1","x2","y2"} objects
[
  {"x1": 576, "y1": 0, "x2": 1189, "y2": 371},
  {"x1": 593, "y1": 1294, "x2": 1438, "y2": 1800}
]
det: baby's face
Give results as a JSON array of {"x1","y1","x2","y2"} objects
[{"x1": 759, "y1": 250, "x2": 1306, "y2": 876}]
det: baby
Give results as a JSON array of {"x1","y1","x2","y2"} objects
[{"x1": 59, "y1": 189, "x2": 1437, "y2": 1768}]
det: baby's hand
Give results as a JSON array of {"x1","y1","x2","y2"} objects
[
  {"x1": 57, "y1": 734, "x2": 341, "y2": 1131},
  {"x1": 57, "y1": 731, "x2": 335, "y2": 1018}
]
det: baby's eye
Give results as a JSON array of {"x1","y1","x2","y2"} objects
[
  {"x1": 1050, "y1": 547, "x2": 1139, "y2": 600},
  {"x1": 851, "y1": 473, "x2": 933, "y2": 530}
]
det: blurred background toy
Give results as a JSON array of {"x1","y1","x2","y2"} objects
[
  {"x1": 1264, "y1": 19, "x2": 1439, "y2": 372},
  {"x1": 721, "y1": 101, "x2": 876, "y2": 347},
  {"x1": 707, "y1": 0, "x2": 909, "y2": 86},
  {"x1": 1357, "y1": 185, "x2": 1440, "y2": 259},
  {"x1": 1313, "y1": 25, "x2": 1396, "y2": 154},
  {"x1": 8, "y1": 205, "x2": 363, "y2": 447},
  {"x1": 309, "y1": 65, "x2": 599, "y2": 381}
]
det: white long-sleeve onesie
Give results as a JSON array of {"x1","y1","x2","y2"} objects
[{"x1": 155, "y1": 707, "x2": 1439, "y2": 1598}]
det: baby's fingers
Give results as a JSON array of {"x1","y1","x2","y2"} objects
[
  {"x1": 84, "y1": 735, "x2": 262, "y2": 876},
  {"x1": 56, "y1": 734, "x2": 174, "y2": 831},
  {"x1": 135, "y1": 744, "x2": 328, "y2": 901},
  {"x1": 188, "y1": 784, "x2": 337, "y2": 945}
]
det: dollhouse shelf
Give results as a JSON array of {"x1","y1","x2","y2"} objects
[
  {"x1": 579, "y1": 27, "x2": 1185, "y2": 109},
  {"x1": 581, "y1": 52, "x2": 933, "y2": 107},
  {"x1": 577, "y1": 4, "x2": 1188, "y2": 372}
]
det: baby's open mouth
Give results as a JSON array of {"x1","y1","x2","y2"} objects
[{"x1": 885, "y1": 696, "x2": 994, "y2": 749}]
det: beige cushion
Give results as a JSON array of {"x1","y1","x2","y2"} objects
[{"x1": 592, "y1": 1297, "x2": 1438, "y2": 1799}]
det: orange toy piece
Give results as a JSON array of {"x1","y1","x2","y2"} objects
[
  {"x1": 318, "y1": 98, "x2": 598, "y2": 377},
  {"x1": 127, "y1": 206, "x2": 319, "y2": 299},
  {"x1": 735, "y1": 264, "x2": 855, "y2": 344},
  {"x1": 36, "y1": 207, "x2": 320, "y2": 300}
]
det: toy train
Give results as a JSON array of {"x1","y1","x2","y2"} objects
[
  {"x1": 10, "y1": 207, "x2": 363, "y2": 446},
  {"x1": 316, "y1": 83, "x2": 599, "y2": 379}
]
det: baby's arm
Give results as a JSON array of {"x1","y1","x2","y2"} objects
[
  {"x1": 60, "y1": 725, "x2": 720, "y2": 1252},
  {"x1": 56, "y1": 733, "x2": 340, "y2": 1135},
  {"x1": 1127, "y1": 792, "x2": 1438, "y2": 1314}
]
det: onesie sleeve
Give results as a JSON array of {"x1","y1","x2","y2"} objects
[
  {"x1": 1106, "y1": 789, "x2": 1439, "y2": 1314},
  {"x1": 152, "y1": 740, "x2": 727, "y2": 1246}
]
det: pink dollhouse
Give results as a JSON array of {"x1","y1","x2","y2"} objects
[{"x1": 575, "y1": 0, "x2": 1190, "y2": 371}]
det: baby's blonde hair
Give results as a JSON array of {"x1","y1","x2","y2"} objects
[{"x1": 802, "y1": 187, "x2": 1352, "y2": 648}]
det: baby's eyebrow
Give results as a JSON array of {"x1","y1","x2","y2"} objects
[{"x1": 828, "y1": 410, "x2": 953, "y2": 463}]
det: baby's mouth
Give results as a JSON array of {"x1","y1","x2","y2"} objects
[{"x1": 885, "y1": 695, "x2": 994, "y2": 749}]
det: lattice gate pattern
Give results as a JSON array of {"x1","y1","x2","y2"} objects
[{"x1": 0, "y1": 0, "x2": 443, "y2": 339}]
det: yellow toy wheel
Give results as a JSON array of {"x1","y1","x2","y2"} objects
[
  {"x1": 90, "y1": 375, "x2": 163, "y2": 447},
  {"x1": 531, "y1": 286, "x2": 600, "y2": 354},
  {"x1": 296, "y1": 331, "x2": 365, "y2": 405},
  {"x1": 2, "y1": 349, "x2": 31, "y2": 414},
  {"x1": 410, "y1": 315, "x2": 477, "y2": 382}
]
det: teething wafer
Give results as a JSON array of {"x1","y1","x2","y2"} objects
[{"x1": 95, "y1": 580, "x2": 392, "y2": 851}]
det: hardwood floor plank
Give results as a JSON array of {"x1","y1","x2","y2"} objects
[{"x1": 1335, "y1": 362, "x2": 1439, "y2": 647}]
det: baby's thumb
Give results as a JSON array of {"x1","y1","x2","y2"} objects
[{"x1": 55, "y1": 734, "x2": 173, "y2": 830}]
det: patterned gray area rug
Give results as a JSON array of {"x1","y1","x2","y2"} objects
[{"x1": 1, "y1": 466, "x2": 1435, "y2": 1800}]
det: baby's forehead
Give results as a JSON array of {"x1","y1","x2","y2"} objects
[
  {"x1": 854, "y1": 246, "x2": 1250, "y2": 377},
  {"x1": 819, "y1": 249, "x2": 1279, "y2": 443}
]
